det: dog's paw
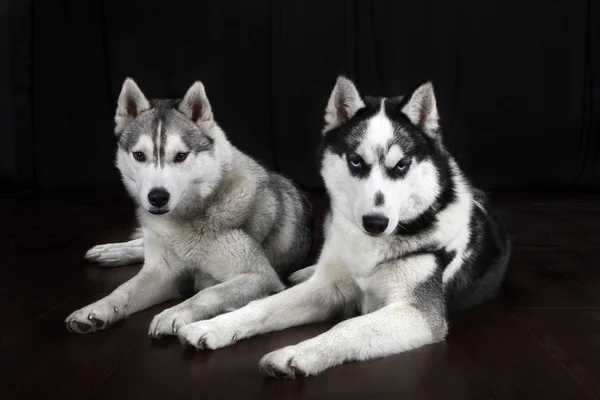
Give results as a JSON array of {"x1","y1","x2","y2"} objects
[
  {"x1": 288, "y1": 265, "x2": 316, "y2": 285},
  {"x1": 259, "y1": 346, "x2": 323, "y2": 379},
  {"x1": 65, "y1": 302, "x2": 119, "y2": 334},
  {"x1": 85, "y1": 244, "x2": 141, "y2": 268},
  {"x1": 148, "y1": 306, "x2": 196, "y2": 339},
  {"x1": 176, "y1": 320, "x2": 238, "y2": 351}
]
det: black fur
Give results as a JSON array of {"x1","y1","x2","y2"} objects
[
  {"x1": 446, "y1": 191, "x2": 512, "y2": 315},
  {"x1": 321, "y1": 95, "x2": 457, "y2": 237}
]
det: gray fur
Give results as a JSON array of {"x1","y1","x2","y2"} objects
[{"x1": 67, "y1": 78, "x2": 312, "y2": 336}]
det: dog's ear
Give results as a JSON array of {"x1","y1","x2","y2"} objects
[
  {"x1": 179, "y1": 81, "x2": 213, "y2": 125},
  {"x1": 323, "y1": 76, "x2": 365, "y2": 133},
  {"x1": 115, "y1": 78, "x2": 151, "y2": 134},
  {"x1": 400, "y1": 81, "x2": 439, "y2": 138}
]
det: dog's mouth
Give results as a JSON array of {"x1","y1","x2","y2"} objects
[
  {"x1": 148, "y1": 208, "x2": 170, "y2": 215},
  {"x1": 363, "y1": 230, "x2": 387, "y2": 237}
]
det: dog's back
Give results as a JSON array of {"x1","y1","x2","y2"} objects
[
  {"x1": 222, "y1": 150, "x2": 313, "y2": 280},
  {"x1": 261, "y1": 173, "x2": 313, "y2": 279},
  {"x1": 445, "y1": 189, "x2": 512, "y2": 315}
]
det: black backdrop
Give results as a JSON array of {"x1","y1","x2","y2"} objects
[{"x1": 2, "y1": 0, "x2": 600, "y2": 194}]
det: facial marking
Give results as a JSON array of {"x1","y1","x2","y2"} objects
[
  {"x1": 385, "y1": 144, "x2": 404, "y2": 168},
  {"x1": 320, "y1": 85, "x2": 446, "y2": 237},
  {"x1": 154, "y1": 119, "x2": 162, "y2": 167},
  {"x1": 356, "y1": 100, "x2": 394, "y2": 165},
  {"x1": 181, "y1": 128, "x2": 212, "y2": 153},
  {"x1": 374, "y1": 191, "x2": 384, "y2": 207},
  {"x1": 164, "y1": 134, "x2": 188, "y2": 163},
  {"x1": 132, "y1": 135, "x2": 154, "y2": 161}
]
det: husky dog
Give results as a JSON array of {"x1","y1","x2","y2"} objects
[
  {"x1": 65, "y1": 78, "x2": 312, "y2": 336},
  {"x1": 175, "y1": 77, "x2": 512, "y2": 378}
]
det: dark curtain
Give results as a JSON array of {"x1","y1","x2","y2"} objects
[{"x1": 2, "y1": 0, "x2": 599, "y2": 193}]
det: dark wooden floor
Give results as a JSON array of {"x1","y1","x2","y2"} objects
[{"x1": 2, "y1": 191, "x2": 600, "y2": 400}]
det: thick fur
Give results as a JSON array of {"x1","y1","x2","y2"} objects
[
  {"x1": 66, "y1": 79, "x2": 312, "y2": 336},
  {"x1": 174, "y1": 77, "x2": 511, "y2": 378}
]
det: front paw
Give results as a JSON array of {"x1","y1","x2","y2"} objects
[
  {"x1": 148, "y1": 306, "x2": 196, "y2": 339},
  {"x1": 176, "y1": 320, "x2": 239, "y2": 351},
  {"x1": 259, "y1": 346, "x2": 323, "y2": 379},
  {"x1": 65, "y1": 302, "x2": 119, "y2": 334}
]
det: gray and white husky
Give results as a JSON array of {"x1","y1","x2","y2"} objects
[
  {"x1": 65, "y1": 78, "x2": 312, "y2": 336},
  {"x1": 174, "y1": 77, "x2": 512, "y2": 378}
]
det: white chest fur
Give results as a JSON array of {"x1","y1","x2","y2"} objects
[
  {"x1": 141, "y1": 214, "x2": 207, "y2": 268},
  {"x1": 321, "y1": 214, "x2": 385, "y2": 282}
]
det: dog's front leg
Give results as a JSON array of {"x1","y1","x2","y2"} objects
[
  {"x1": 149, "y1": 229, "x2": 289, "y2": 338},
  {"x1": 66, "y1": 239, "x2": 180, "y2": 334},
  {"x1": 259, "y1": 300, "x2": 446, "y2": 378},
  {"x1": 175, "y1": 260, "x2": 357, "y2": 350},
  {"x1": 260, "y1": 254, "x2": 447, "y2": 378}
]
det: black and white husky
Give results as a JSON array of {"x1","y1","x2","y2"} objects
[
  {"x1": 175, "y1": 77, "x2": 512, "y2": 378},
  {"x1": 65, "y1": 78, "x2": 312, "y2": 336}
]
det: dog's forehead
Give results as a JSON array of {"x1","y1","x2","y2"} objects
[
  {"x1": 344, "y1": 98, "x2": 417, "y2": 161},
  {"x1": 118, "y1": 100, "x2": 199, "y2": 151}
]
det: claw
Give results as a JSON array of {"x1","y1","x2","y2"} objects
[
  {"x1": 288, "y1": 359, "x2": 307, "y2": 378},
  {"x1": 195, "y1": 334, "x2": 207, "y2": 350}
]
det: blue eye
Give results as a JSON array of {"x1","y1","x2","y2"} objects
[
  {"x1": 347, "y1": 154, "x2": 364, "y2": 169},
  {"x1": 395, "y1": 159, "x2": 410, "y2": 171}
]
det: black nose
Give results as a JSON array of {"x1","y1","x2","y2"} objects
[
  {"x1": 362, "y1": 214, "x2": 389, "y2": 235},
  {"x1": 148, "y1": 188, "x2": 170, "y2": 208}
]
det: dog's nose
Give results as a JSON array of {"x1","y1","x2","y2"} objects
[
  {"x1": 362, "y1": 214, "x2": 389, "y2": 235},
  {"x1": 148, "y1": 188, "x2": 170, "y2": 207}
]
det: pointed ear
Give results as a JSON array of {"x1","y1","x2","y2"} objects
[
  {"x1": 115, "y1": 78, "x2": 150, "y2": 134},
  {"x1": 401, "y1": 81, "x2": 439, "y2": 137},
  {"x1": 178, "y1": 81, "x2": 213, "y2": 124},
  {"x1": 323, "y1": 76, "x2": 365, "y2": 133}
]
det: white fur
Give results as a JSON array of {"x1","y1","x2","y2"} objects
[
  {"x1": 384, "y1": 144, "x2": 404, "y2": 168},
  {"x1": 175, "y1": 79, "x2": 461, "y2": 379},
  {"x1": 85, "y1": 238, "x2": 144, "y2": 267},
  {"x1": 356, "y1": 103, "x2": 393, "y2": 164}
]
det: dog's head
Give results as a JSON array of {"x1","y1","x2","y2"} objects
[
  {"x1": 114, "y1": 78, "x2": 223, "y2": 215},
  {"x1": 320, "y1": 76, "x2": 446, "y2": 236}
]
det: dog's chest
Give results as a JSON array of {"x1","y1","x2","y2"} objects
[
  {"x1": 144, "y1": 219, "x2": 210, "y2": 266},
  {"x1": 324, "y1": 218, "x2": 385, "y2": 279}
]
